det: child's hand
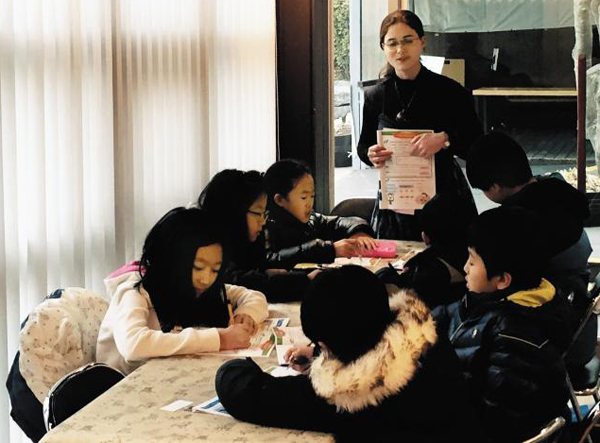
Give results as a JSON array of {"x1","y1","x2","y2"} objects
[
  {"x1": 334, "y1": 239, "x2": 359, "y2": 258},
  {"x1": 284, "y1": 345, "x2": 314, "y2": 373},
  {"x1": 307, "y1": 269, "x2": 321, "y2": 280},
  {"x1": 218, "y1": 324, "x2": 252, "y2": 350},
  {"x1": 350, "y1": 233, "x2": 377, "y2": 253},
  {"x1": 266, "y1": 268, "x2": 287, "y2": 276},
  {"x1": 233, "y1": 313, "x2": 257, "y2": 335}
]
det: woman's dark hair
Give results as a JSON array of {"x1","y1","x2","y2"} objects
[
  {"x1": 138, "y1": 207, "x2": 229, "y2": 331},
  {"x1": 379, "y1": 10, "x2": 425, "y2": 78},
  {"x1": 264, "y1": 159, "x2": 312, "y2": 208},
  {"x1": 467, "y1": 206, "x2": 543, "y2": 292},
  {"x1": 466, "y1": 131, "x2": 533, "y2": 192},
  {"x1": 197, "y1": 169, "x2": 266, "y2": 250},
  {"x1": 301, "y1": 265, "x2": 394, "y2": 364}
]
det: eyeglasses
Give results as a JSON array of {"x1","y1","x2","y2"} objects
[
  {"x1": 383, "y1": 36, "x2": 419, "y2": 50},
  {"x1": 247, "y1": 209, "x2": 268, "y2": 220}
]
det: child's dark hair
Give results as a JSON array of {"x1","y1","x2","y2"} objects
[
  {"x1": 467, "y1": 206, "x2": 543, "y2": 292},
  {"x1": 466, "y1": 131, "x2": 533, "y2": 191},
  {"x1": 419, "y1": 194, "x2": 476, "y2": 246},
  {"x1": 264, "y1": 159, "x2": 312, "y2": 208},
  {"x1": 379, "y1": 10, "x2": 425, "y2": 78},
  {"x1": 197, "y1": 169, "x2": 265, "y2": 249},
  {"x1": 138, "y1": 207, "x2": 228, "y2": 331},
  {"x1": 301, "y1": 265, "x2": 394, "y2": 364}
]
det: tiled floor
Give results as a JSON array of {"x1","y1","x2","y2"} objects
[{"x1": 333, "y1": 163, "x2": 600, "y2": 259}]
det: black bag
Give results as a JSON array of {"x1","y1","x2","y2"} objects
[{"x1": 43, "y1": 363, "x2": 124, "y2": 431}]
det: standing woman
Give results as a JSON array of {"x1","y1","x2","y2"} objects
[{"x1": 358, "y1": 10, "x2": 482, "y2": 240}]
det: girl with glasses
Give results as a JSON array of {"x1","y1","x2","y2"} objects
[{"x1": 198, "y1": 169, "x2": 315, "y2": 302}]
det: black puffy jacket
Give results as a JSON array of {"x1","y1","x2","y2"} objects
[
  {"x1": 264, "y1": 206, "x2": 373, "y2": 268},
  {"x1": 433, "y1": 280, "x2": 571, "y2": 442},
  {"x1": 217, "y1": 289, "x2": 483, "y2": 443},
  {"x1": 222, "y1": 236, "x2": 310, "y2": 303}
]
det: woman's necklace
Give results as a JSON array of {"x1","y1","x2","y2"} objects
[{"x1": 394, "y1": 80, "x2": 417, "y2": 123}]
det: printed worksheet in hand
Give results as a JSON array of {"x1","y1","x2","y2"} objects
[{"x1": 378, "y1": 129, "x2": 435, "y2": 214}]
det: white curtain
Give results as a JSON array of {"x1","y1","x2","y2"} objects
[{"x1": 0, "y1": 0, "x2": 276, "y2": 441}]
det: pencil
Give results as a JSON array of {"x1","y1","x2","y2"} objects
[{"x1": 227, "y1": 300, "x2": 234, "y2": 325}]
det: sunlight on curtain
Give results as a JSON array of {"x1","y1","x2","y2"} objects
[
  {"x1": 0, "y1": 1, "x2": 276, "y2": 441},
  {"x1": 210, "y1": 0, "x2": 277, "y2": 171}
]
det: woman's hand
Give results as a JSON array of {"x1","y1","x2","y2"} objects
[
  {"x1": 218, "y1": 324, "x2": 252, "y2": 350},
  {"x1": 410, "y1": 132, "x2": 447, "y2": 157},
  {"x1": 367, "y1": 144, "x2": 392, "y2": 168},
  {"x1": 350, "y1": 233, "x2": 377, "y2": 253},
  {"x1": 233, "y1": 313, "x2": 257, "y2": 335},
  {"x1": 284, "y1": 345, "x2": 314, "y2": 373}
]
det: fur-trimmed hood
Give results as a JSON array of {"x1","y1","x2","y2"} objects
[{"x1": 308, "y1": 288, "x2": 437, "y2": 413}]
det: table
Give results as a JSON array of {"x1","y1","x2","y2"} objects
[
  {"x1": 295, "y1": 240, "x2": 425, "y2": 273},
  {"x1": 39, "y1": 243, "x2": 424, "y2": 443},
  {"x1": 40, "y1": 303, "x2": 334, "y2": 443},
  {"x1": 472, "y1": 87, "x2": 577, "y2": 131}
]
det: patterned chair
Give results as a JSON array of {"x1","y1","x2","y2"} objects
[{"x1": 6, "y1": 288, "x2": 111, "y2": 442}]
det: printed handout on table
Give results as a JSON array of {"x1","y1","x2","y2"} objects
[{"x1": 206, "y1": 318, "x2": 290, "y2": 358}]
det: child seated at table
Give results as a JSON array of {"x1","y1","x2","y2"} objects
[
  {"x1": 198, "y1": 169, "x2": 318, "y2": 302},
  {"x1": 215, "y1": 265, "x2": 483, "y2": 442},
  {"x1": 466, "y1": 130, "x2": 594, "y2": 367},
  {"x1": 377, "y1": 193, "x2": 476, "y2": 309},
  {"x1": 264, "y1": 159, "x2": 376, "y2": 267},
  {"x1": 96, "y1": 207, "x2": 268, "y2": 375},
  {"x1": 433, "y1": 206, "x2": 571, "y2": 442}
]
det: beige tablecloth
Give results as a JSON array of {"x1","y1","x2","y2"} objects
[{"x1": 40, "y1": 303, "x2": 333, "y2": 443}]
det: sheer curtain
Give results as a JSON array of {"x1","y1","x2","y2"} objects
[{"x1": 0, "y1": 1, "x2": 276, "y2": 441}]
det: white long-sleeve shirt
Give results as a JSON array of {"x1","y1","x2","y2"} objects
[{"x1": 96, "y1": 271, "x2": 268, "y2": 375}]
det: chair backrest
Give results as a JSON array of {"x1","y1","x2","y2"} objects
[
  {"x1": 330, "y1": 198, "x2": 375, "y2": 222},
  {"x1": 6, "y1": 287, "x2": 109, "y2": 442},
  {"x1": 521, "y1": 417, "x2": 566, "y2": 443},
  {"x1": 18, "y1": 287, "x2": 108, "y2": 403},
  {"x1": 43, "y1": 362, "x2": 124, "y2": 431},
  {"x1": 590, "y1": 270, "x2": 600, "y2": 300},
  {"x1": 576, "y1": 401, "x2": 600, "y2": 443}
]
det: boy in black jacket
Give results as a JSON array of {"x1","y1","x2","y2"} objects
[
  {"x1": 466, "y1": 131, "x2": 594, "y2": 366},
  {"x1": 377, "y1": 193, "x2": 476, "y2": 309},
  {"x1": 216, "y1": 265, "x2": 483, "y2": 443},
  {"x1": 433, "y1": 206, "x2": 571, "y2": 442},
  {"x1": 264, "y1": 159, "x2": 375, "y2": 267}
]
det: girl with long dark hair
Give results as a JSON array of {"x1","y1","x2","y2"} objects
[{"x1": 96, "y1": 207, "x2": 268, "y2": 375}]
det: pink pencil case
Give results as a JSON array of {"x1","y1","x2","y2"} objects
[{"x1": 356, "y1": 240, "x2": 397, "y2": 258}]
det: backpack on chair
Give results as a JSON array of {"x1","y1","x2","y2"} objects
[{"x1": 43, "y1": 362, "x2": 124, "y2": 431}]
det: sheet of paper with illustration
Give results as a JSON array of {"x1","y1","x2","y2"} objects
[
  {"x1": 206, "y1": 318, "x2": 290, "y2": 358},
  {"x1": 275, "y1": 327, "x2": 311, "y2": 365},
  {"x1": 264, "y1": 365, "x2": 301, "y2": 377},
  {"x1": 378, "y1": 129, "x2": 436, "y2": 214},
  {"x1": 193, "y1": 397, "x2": 231, "y2": 417}
]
